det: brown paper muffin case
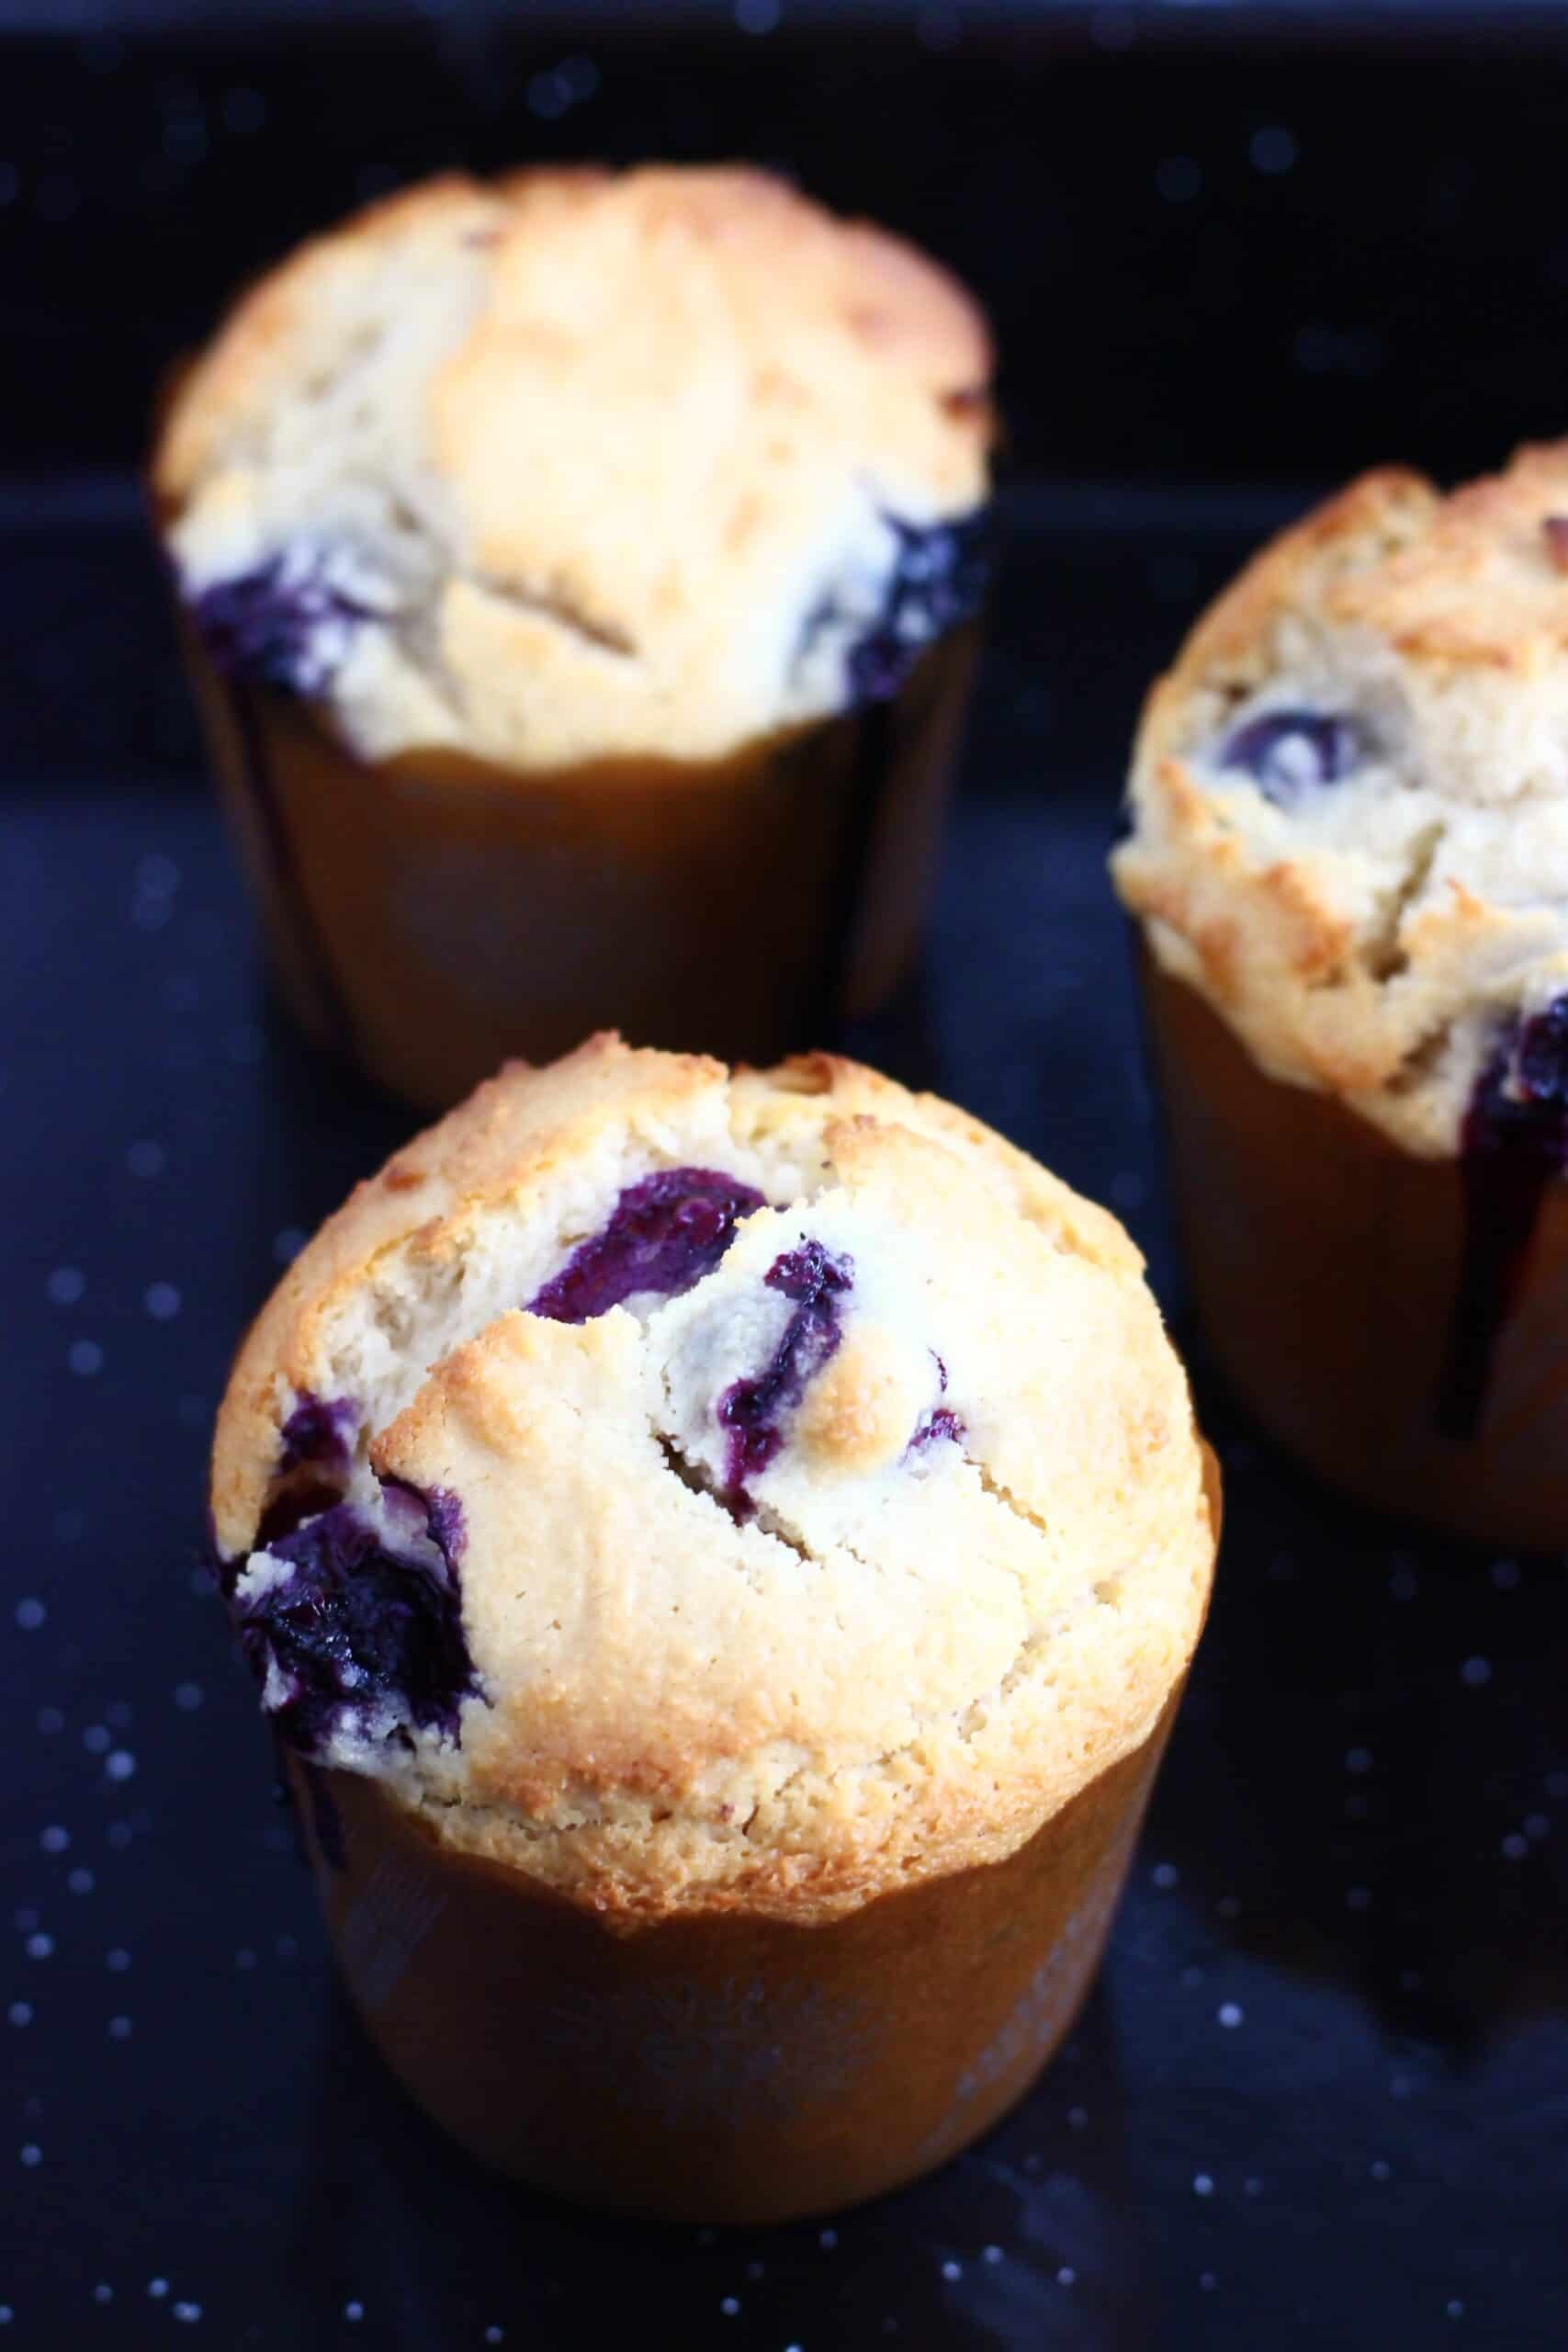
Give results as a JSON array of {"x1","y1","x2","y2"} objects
[
  {"x1": 180, "y1": 621, "x2": 978, "y2": 1112},
  {"x1": 1143, "y1": 956, "x2": 1568, "y2": 1551},
  {"x1": 286, "y1": 1689, "x2": 1183, "y2": 2225}
]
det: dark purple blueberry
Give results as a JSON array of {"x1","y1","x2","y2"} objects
[
  {"x1": 278, "y1": 1392, "x2": 359, "y2": 1475},
  {"x1": 1219, "y1": 708, "x2": 1363, "y2": 805},
  {"x1": 1438, "y1": 994, "x2": 1568, "y2": 1439},
  {"x1": 233, "y1": 1488, "x2": 478, "y2": 1759},
  {"x1": 802, "y1": 506, "x2": 990, "y2": 708},
  {"x1": 1464, "y1": 998, "x2": 1568, "y2": 1166},
  {"x1": 528, "y1": 1169, "x2": 764, "y2": 1323},
  {"x1": 718, "y1": 1240, "x2": 854, "y2": 1499},
  {"x1": 188, "y1": 550, "x2": 379, "y2": 696}
]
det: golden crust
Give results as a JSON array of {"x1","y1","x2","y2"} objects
[
  {"x1": 211, "y1": 1038, "x2": 1213, "y2": 1923},
  {"x1": 1113, "y1": 444, "x2": 1568, "y2": 1156},
  {"x1": 153, "y1": 165, "x2": 993, "y2": 768}
]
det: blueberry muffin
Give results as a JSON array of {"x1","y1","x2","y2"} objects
[
  {"x1": 210, "y1": 1036, "x2": 1216, "y2": 2220},
  {"x1": 1113, "y1": 443, "x2": 1568, "y2": 1547},
  {"x1": 152, "y1": 166, "x2": 994, "y2": 1107}
]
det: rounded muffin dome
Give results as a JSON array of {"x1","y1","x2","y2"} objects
[
  {"x1": 211, "y1": 1038, "x2": 1212, "y2": 1921},
  {"x1": 1113, "y1": 442, "x2": 1568, "y2": 1158},
  {"x1": 155, "y1": 164, "x2": 993, "y2": 770}
]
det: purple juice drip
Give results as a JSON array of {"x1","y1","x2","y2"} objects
[
  {"x1": 1438, "y1": 997, "x2": 1568, "y2": 1441},
  {"x1": 718, "y1": 1241, "x2": 854, "y2": 1501},
  {"x1": 528, "y1": 1169, "x2": 764, "y2": 1323}
]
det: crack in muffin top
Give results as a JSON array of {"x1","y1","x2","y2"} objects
[
  {"x1": 154, "y1": 165, "x2": 993, "y2": 772},
  {"x1": 210, "y1": 1037, "x2": 1212, "y2": 1922},
  {"x1": 1111, "y1": 442, "x2": 1568, "y2": 1157}
]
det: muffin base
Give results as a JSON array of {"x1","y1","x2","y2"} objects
[
  {"x1": 285, "y1": 1693, "x2": 1184, "y2": 2224},
  {"x1": 1143, "y1": 957, "x2": 1568, "y2": 1551},
  {"x1": 181, "y1": 627, "x2": 977, "y2": 1113}
]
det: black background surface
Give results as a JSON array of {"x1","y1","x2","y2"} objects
[{"x1": 4, "y1": 6, "x2": 1568, "y2": 2347}]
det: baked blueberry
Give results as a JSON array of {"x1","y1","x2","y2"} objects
[
  {"x1": 233, "y1": 1483, "x2": 476, "y2": 1758},
  {"x1": 188, "y1": 544, "x2": 388, "y2": 697},
  {"x1": 717, "y1": 1240, "x2": 854, "y2": 1498},
  {"x1": 278, "y1": 1391, "x2": 359, "y2": 1474},
  {"x1": 1219, "y1": 708, "x2": 1363, "y2": 804},
  {"x1": 529, "y1": 1169, "x2": 765, "y2": 1323},
  {"x1": 844, "y1": 509, "x2": 990, "y2": 705},
  {"x1": 800, "y1": 509, "x2": 990, "y2": 708}
]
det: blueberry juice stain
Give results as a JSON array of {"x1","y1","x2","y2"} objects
[
  {"x1": 718, "y1": 1240, "x2": 854, "y2": 1505},
  {"x1": 1437, "y1": 996, "x2": 1568, "y2": 1441}
]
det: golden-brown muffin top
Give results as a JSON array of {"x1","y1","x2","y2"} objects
[
  {"x1": 156, "y1": 166, "x2": 993, "y2": 770},
  {"x1": 1113, "y1": 443, "x2": 1568, "y2": 1155},
  {"x1": 212, "y1": 1037, "x2": 1213, "y2": 1924}
]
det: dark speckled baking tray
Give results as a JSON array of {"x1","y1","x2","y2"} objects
[{"x1": 3, "y1": 487, "x2": 1566, "y2": 2350}]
